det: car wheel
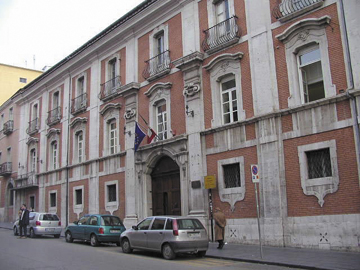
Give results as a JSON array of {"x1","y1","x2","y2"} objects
[
  {"x1": 90, "y1": 234, "x2": 99, "y2": 247},
  {"x1": 54, "y1": 234, "x2": 60, "y2": 238},
  {"x1": 29, "y1": 228, "x2": 36, "y2": 238},
  {"x1": 121, "y1": 238, "x2": 132, "y2": 253},
  {"x1": 65, "y1": 231, "x2": 73, "y2": 243},
  {"x1": 13, "y1": 227, "x2": 18, "y2": 236},
  {"x1": 196, "y1": 251, "x2": 206, "y2": 257},
  {"x1": 162, "y1": 243, "x2": 176, "y2": 260}
]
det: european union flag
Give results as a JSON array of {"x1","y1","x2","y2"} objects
[{"x1": 134, "y1": 122, "x2": 146, "y2": 152}]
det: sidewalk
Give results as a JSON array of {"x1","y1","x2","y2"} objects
[{"x1": 1, "y1": 221, "x2": 359, "y2": 270}]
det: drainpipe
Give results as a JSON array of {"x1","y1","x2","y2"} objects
[{"x1": 65, "y1": 72, "x2": 72, "y2": 227}]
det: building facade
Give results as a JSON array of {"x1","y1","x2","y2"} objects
[{"x1": 0, "y1": 0, "x2": 359, "y2": 251}]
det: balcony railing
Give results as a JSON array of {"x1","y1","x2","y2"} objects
[
  {"x1": 3, "y1": 120, "x2": 14, "y2": 135},
  {"x1": 26, "y1": 118, "x2": 39, "y2": 135},
  {"x1": 47, "y1": 106, "x2": 62, "y2": 126},
  {"x1": 272, "y1": 0, "x2": 324, "y2": 21},
  {"x1": 14, "y1": 172, "x2": 39, "y2": 190},
  {"x1": 71, "y1": 93, "x2": 87, "y2": 114},
  {"x1": 202, "y1": 16, "x2": 241, "y2": 54},
  {"x1": 99, "y1": 76, "x2": 121, "y2": 101},
  {"x1": 143, "y1": 50, "x2": 172, "y2": 81},
  {"x1": 0, "y1": 162, "x2": 12, "y2": 176}
]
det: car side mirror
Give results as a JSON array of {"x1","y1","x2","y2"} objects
[{"x1": 132, "y1": 225, "x2": 138, "y2": 230}]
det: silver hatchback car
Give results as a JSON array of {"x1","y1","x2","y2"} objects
[
  {"x1": 13, "y1": 212, "x2": 62, "y2": 238},
  {"x1": 120, "y1": 216, "x2": 209, "y2": 260}
]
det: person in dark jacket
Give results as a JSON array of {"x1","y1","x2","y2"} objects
[{"x1": 19, "y1": 204, "x2": 30, "y2": 239}]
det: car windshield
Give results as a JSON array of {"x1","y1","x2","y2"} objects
[
  {"x1": 101, "y1": 216, "x2": 123, "y2": 226},
  {"x1": 41, "y1": 214, "x2": 59, "y2": 221},
  {"x1": 177, "y1": 219, "x2": 204, "y2": 230}
]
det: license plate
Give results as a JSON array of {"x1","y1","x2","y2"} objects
[
  {"x1": 45, "y1": 228, "x2": 55, "y2": 232},
  {"x1": 188, "y1": 233, "x2": 201, "y2": 238},
  {"x1": 110, "y1": 229, "x2": 120, "y2": 233}
]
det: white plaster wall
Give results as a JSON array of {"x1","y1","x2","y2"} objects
[
  {"x1": 89, "y1": 60, "x2": 100, "y2": 160},
  {"x1": 126, "y1": 38, "x2": 137, "y2": 84},
  {"x1": 181, "y1": 1, "x2": 200, "y2": 55}
]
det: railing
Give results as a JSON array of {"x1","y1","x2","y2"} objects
[
  {"x1": 26, "y1": 118, "x2": 39, "y2": 135},
  {"x1": 0, "y1": 162, "x2": 12, "y2": 176},
  {"x1": 14, "y1": 172, "x2": 39, "y2": 189},
  {"x1": 143, "y1": 50, "x2": 172, "y2": 80},
  {"x1": 99, "y1": 76, "x2": 121, "y2": 101},
  {"x1": 71, "y1": 93, "x2": 87, "y2": 114},
  {"x1": 272, "y1": 0, "x2": 324, "y2": 20},
  {"x1": 3, "y1": 120, "x2": 14, "y2": 135},
  {"x1": 47, "y1": 106, "x2": 62, "y2": 126},
  {"x1": 202, "y1": 16, "x2": 241, "y2": 53}
]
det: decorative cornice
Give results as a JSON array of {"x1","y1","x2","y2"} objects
[
  {"x1": 276, "y1": 16, "x2": 331, "y2": 42},
  {"x1": 172, "y1": 51, "x2": 204, "y2": 71},
  {"x1": 70, "y1": 117, "x2": 87, "y2": 128},
  {"x1": 100, "y1": 103, "x2": 122, "y2": 115},
  {"x1": 118, "y1": 82, "x2": 141, "y2": 98},
  {"x1": 144, "y1": 82, "x2": 172, "y2": 97},
  {"x1": 204, "y1": 52, "x2": 244, "y2": 71},
  {"x1": 26, "y1": 137, "x2": 39, "y2": 145},
  {"x1": 46, "y1": 128, "x2": 61, "y2": 138}
]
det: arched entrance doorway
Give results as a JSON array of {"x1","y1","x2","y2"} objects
[{"x1": 151, "y1": 156, "x2": 181, "y2": 216}]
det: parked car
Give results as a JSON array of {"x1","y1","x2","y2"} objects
[
  {"x1": 13, "y1": 212, "x2": 62, "y2": 238},
  {"x1": 120, "y1": 216, "x2": 209, "y2": 260},
  {"x1": 65, "y1": 214, "x2": 126, "y2": 247}
]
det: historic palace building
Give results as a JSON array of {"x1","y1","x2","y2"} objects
[{"x1": 1, "y1": 0, "x2": 359, "y2": 251}]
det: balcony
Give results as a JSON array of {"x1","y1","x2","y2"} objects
[
  {"x1": 272, "y1": 0, "x2": 324, "y2": 22},
  {"x1": 26, "y1": 118, "x2": 39, "y2": 135},
  {"x1": 143, "y1": 50, "x2": 172, "y2": 81},
  {"x1": 99, "y1": 76, "x2": 121, "y2": 101},
  {"x1": 202, "y1": 16, "x2": 241, "y2": 54},
  {"x1": 47, "y1": 106, "x2": 62, "y2": 126},
  {"x1": 71, "y1": 93, "x2": 87, "y2": 115},
  {"x1": 13, "y1": 172, "x2": 39, "y2": 190},
  {"x1": 0, "y1": 162, "x2": 12, "y2": 176},
  {"x1": 3, "y1": 120, "x2": 14, "y2": 135}
]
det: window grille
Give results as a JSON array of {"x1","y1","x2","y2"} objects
[
  {"x1": 223, "y1": 163, "x2": 241, "y2": 188},
  {"x1": 306, "y1": 148, "x2": 332, "y2": 179},
  {"x1": 108, "y1": 184, "x2": 117, "y2": 202}
]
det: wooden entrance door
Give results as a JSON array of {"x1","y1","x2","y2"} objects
[{"x1": 151, "y1": 156, "x2": 181, "y2": 216}]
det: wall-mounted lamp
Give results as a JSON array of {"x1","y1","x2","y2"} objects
[
  {"x1": 185, "y1": 105, "x2": 194, "y2": 117},
  {"x1": 124, "y1": 126, "x2": 131, "y2": 136}
]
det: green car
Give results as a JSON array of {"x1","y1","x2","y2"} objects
[{"x1": 65, "y1": 214, "x2": 126, "y2": 247}]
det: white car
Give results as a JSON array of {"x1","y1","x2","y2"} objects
[{"x1": 13, "y1": 212, "x2": 62, "y2": 238}]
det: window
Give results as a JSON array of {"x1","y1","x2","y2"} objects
[
  {"x1": 7, "y1": 147, "x2": 11, "y2": 162},
  {"x1": 50, "y1": 192, "x2": 56, "y2": 208},
  {"x1": 108, "y1": 58, "x2": 117, "y2": 88},
  {"x1": 223, "y1": 163, "x2": 241, "y2": 188},
  {"x1": 221, "y1": 75, "x2": 238, "y2": 124},
  {"x1": 50, "y1": 141, "x2": 58, "y2": 170},
  {"x1": 298, "y1": 140, "x2": 339, "y2": 207},
  {"x1": 137, "y1": 218, "x2": 152, "y2": 230},
  {"x1": 77, "y1": 76, "x2": 85, "y2": 96},
  {"x1": 32, "y1": 104, "x2": 38, "y2": 121},
  {"x1": 30, "y1": 148, "x2": 36, "y2": 172},
  {"x1": 109, "y1": 120, "x2": 117, "y2": 155},
  {"x1": 20, "y1": 77, "x2": 27, "y2": 83},
  {"x1": 154, "y1": 31, "x2": 165, "y2": 65},
  {"x1": 30, "y1": 196, "x2": 35, "y2": 211},
  {"x1": 76, "y1": 131, "x2": 84, "y2": 163},
  {"x1": 53, "y1": 91, "x2": 59, "y2": 109},
  {"x1": 107, "y1": 184, "x2": 117, "y2": 202},
  {"x1": 1, "y1": 114, "x2": 4, "y2": 129},
  {"x1": 156, "y1": 102, "x2": 167, "y2": 140},
  {"x1": 215, "y1": 0, "x2": 230, "y2": 24},
  {"x1": 75, "y1": 189, "x2": 83, "y2": 205},
  {"x1": 151, "y1": 218, "x2": 166, "y2": 230},
  {"x1": 8, "y1": 184, "x2": 14, "y2": 206},
  {"x1": 306, "y1": 148, "x2": 332, "y2": 179},
  {"x1": 89, "y1": 216, "x2": 98, "y2": 226},
  {"x1": 298, "y1": 46, "x2": 325, "y2": 103},
  {"x1": 9, "y1": 108, "x2": 13, "y2": 121}
]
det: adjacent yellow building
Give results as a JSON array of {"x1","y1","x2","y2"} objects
[{"x1": 0, "y1": 63, "x2": 43, "y2": 105}]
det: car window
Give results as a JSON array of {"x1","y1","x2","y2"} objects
[
  {"x1": 78, "y1": 216, "x2": 89, "y2": 225},
  {"x1": 41, "y1": 214, "x2": 60, "y2": 221},
  {"x1": 165, "y1": 219, "x2": 173, "y2": 230},
  {"x1": 101, "y1": 216, "x2": 123, "y2": 226},
  {"x1": 177, "y1": 219, "x2": 204, "y2": 230},
  {"x1": 150, "y1": 218, "x2": 166, "y2": 230},
  {"x1": 89, "y1": 216, "x2": 98, "y2": 226},
  {"x1": 137, "y1": 218, "x2": 152, "y2": 230}
]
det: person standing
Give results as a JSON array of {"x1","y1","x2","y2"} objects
[
  {"x1": 19, "y1": 204, "x2": 30, "y2": 239},
  {"x1": 213, "y1": 207, "x2": 226, "y2": 249}
]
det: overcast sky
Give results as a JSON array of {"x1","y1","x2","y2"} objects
[{"x1": 0, "y1": 0, "x2": 144, "y2": 71}]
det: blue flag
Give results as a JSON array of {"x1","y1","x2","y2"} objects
[{"x1": 134, "y1": 122, "x2": 146, "y2": 152}]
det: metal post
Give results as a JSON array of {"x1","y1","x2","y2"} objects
[
  {"x1": 209, "y1": 189, "x2": 214, "y2": 242},
  {"x1": 254, "y1": 182, "x2": 263, "y2": 259}
]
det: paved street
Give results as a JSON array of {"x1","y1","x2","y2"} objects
[{"x1": 0, "y1": 228, "x2": 303, "y2": 270}]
